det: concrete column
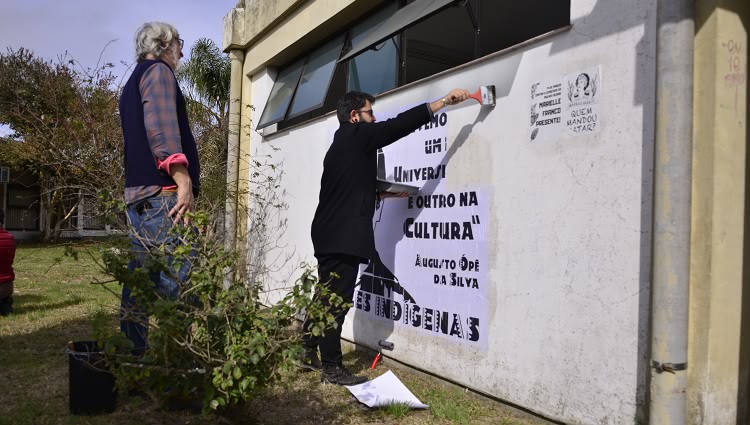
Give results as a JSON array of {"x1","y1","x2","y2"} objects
[
  {"x1": 650, "y1": 0, "x2": 694, "y2": 423},
  {"x1": 235, "y1": 61, "x2": 253, "y2": 281},
  {"x1": 225, "y1": 49, "x2": 245, "y2": 254},
  {"x1": 688, "y1": 1, "x2": 749, "y2": 423}
]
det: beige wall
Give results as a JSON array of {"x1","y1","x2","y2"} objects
[
  {"x1": 223, "y1": 0, "x2": 660, "y2": 422},
  {"x1": 689, "y1": 0, "x2": 749, "y2": 423},
  {"x1": 223, "y1": 0, "x2": 306, "y2": 52},
  {"x1": 223, "y1": 0, "x2": 750, "y2": 422},
  {"x1": 224, "y1": 0, "x2": 385, "y2": 75},
  {"x1": 223, "y1": 0, "x2": 387, "y2": 265}
]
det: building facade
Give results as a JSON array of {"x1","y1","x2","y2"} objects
[{"x1": 222, "y1": 0, "x2": 749, "y2": 423}]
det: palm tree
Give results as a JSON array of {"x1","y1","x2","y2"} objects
[
  {"x1": 176, "y1": 38, "x2": 232, "y2": 215},
  {"x1": 177, "y1": 38, "x2": 231, "y2": 128}
]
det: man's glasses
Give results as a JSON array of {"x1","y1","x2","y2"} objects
[
  {"x1": 177, "y1": 38, "x2": 184, "y2": 49},
  {"x1": 357, "y1": 109, "x2": 374, "y2": 116}
]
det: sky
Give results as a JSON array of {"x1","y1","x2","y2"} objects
[
  {"x1": 0, "y1": 0, "x2": 238, "y2": 135},
  {"x1": 0, "y1": 0, "x2": 238, "y2": 74}
]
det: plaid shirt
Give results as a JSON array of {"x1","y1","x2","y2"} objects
[{"x1": 124, "y1": 62, "x2": 188, "y2": 205}]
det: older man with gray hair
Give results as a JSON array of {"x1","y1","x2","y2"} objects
[{"x1": 118, "y1": 22, "x2": 200, "y2": 354}]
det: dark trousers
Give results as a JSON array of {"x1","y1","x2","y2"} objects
[{"x1": 303, "y1": 253, "x2": 361, "y2": 367}]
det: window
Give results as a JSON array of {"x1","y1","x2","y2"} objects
[
  {"x1": 402, "y1": 0, "x2": 478, "y2": 83},
  {"x1": 257, "y1": 35, "x2": 346, "y2": 129},
  {"x1": 339, "y1": 0, "x2": 457, "y2": 62},
  {"x1": 5, "y1": 186, "x2": 40, "y2": 231},
  {"x1": 288, "y1": 34, "x2": 346, "y2": 117},
  {"x1": 260, "y1": 0, "x2": 570, "y2": 131},
  {"x1": 256, "y1": 59, "x2": 305, "y2": 129},
  {"x1": 346, "y1": 2, "x2": 399, "y2": 94}
]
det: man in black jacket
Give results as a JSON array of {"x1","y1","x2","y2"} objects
[{"x1": 303, "y1": 89, "x2": 471, "y2": 385}]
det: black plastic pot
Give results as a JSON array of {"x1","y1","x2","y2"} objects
[{"x1": 67, "y1": 340, "x2": 117, "y2": 415}]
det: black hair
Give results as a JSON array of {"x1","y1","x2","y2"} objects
[{"x1": 336, "y1": 91, "x2": 375, "y2": 123}]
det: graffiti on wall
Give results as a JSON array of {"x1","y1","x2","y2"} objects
[{"x1": 722, "y1": 39, "x2": 746, "y2": 126}]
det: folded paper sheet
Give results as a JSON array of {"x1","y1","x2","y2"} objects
[{"x1": 345, "y1": 370, "x2": 429, "y2": 409}]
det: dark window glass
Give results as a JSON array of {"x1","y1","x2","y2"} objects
[
  {"x1": 278, "y1": 59, "x2": 347, "y2": 131},
  {"x1": 479, "y1": 1, "x2": 571, "y2": 56},
  {"x1": 403, "y1": 0, "x2": 478, "y2": 84},
  {"x1": 346, "y1": 2, "x2": 399, "y2": 94},
  {"x1": 5, "y1": 185, "x2": 40, "y2": 231},
  {"x1": 288, "y1": 34, "x2": 346, "y2": 117},
  {"x1": 340, "y1": 0, "x2": 455, "y2": 63},
  {"x1": 265, "y1": 0, "x2": 570, "y2": 130},
  {"x1": 256, "y1": 58, "x2": 304, "y2": 129}
]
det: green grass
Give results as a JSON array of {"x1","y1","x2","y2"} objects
[
  {"x1": 382, "y1": 402, "x2": 412, "y2": 418},
  {"x1": 0, "y1": 243, "x2": 549, "y2": 425}
]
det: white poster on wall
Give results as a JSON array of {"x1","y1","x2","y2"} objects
[
  {"x1": 529, "y1": 79, "x2": 564, "y2": 141},
  {"x1": 529, "y1": 66, "x2": 603, "y2": 141},
  {"x1": 563, "y1": 67, "x2": 602, "y2": 136},
  {"x1": 354, "y1": 108, "x2": 489, "y2": 348}
]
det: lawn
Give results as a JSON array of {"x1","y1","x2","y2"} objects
[{"x1": 0, "y1": 243, "x2": 548, "y2": 425}]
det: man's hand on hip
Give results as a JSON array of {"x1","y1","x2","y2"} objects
[{"x1": 169, "y1": 164, "x2": 194, "y2": 224}]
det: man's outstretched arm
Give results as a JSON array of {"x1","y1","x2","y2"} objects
[
  {"x1": 428, "y1": 88, "x2": 471, "y2": 114},
  {"x1": 363, "y1": 88, "x2": 472, "y2": 152}
]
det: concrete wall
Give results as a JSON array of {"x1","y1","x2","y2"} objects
[
  {"x1": 228, "y1": 0, "x2": 659, "y2": 423},
  {"x1": 689, "y1": 1, "x2": 749, "y2": 423},
  {"x1": 224, "y1": 0, "x2": 386, "y2": 74}
]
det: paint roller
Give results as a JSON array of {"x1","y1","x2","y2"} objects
[
  {"x1": 370, "y1": 339, "x2": 394, "y2": 369},
  {"x1": 469, "y1": 85, "x2": 496, "y2": 106}
]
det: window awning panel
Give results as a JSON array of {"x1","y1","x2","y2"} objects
[
  {"x1": 338, "y1": 0, "x2": 459, "y2": 63},
  {"x1": 256, "y1": 58, "x2": 305, "y2": 130},
  {"x1": 287, "y1": 34, "x2": 345, "y2": 118}
]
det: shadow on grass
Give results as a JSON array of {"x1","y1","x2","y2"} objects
[
  {"x1": 0, "y1": 315, "x2": 107, "y2": 425},
  {"x1": 239, "y1": 384, "x2": 360, "y2": 425},
  {"x1": 232, "y1": 350, "x2": 376, "y2": 425},
  {"x1": 11, "y1": 293, "x2": 86, "y2": 315},
  {"x1": 0, "y1": 313, "x2": 230, "y2": 425},
  {"x1": 0, "y1": 311, "x2": 379, "y2": 425}
]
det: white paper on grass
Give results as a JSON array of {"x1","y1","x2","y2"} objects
[{"x1": 345, "y1": 370, "x2": 429, "y2": 409}]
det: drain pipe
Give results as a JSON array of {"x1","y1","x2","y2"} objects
[
  {"x1": 225, "y1": 49, "x2": 245, "y2": 255},
  {"x1": 649, "y1": 0, "x2": 694, "y2": 423}
]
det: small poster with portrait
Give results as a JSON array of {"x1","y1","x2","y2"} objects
[{"x1": 563, "y1": 67, "x2": 602, "y2": 136}]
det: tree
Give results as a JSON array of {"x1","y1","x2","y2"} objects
[
  {"x1": 176, "y1": 39, "x2": 232, "y2": 220},
  {"x1": 0, "y1": 41, "x2": 231, "y2": 241},
  {"x1": 177, "y1": 38, "x2": 231, "y2": 122},
  {"x1": 0, "y1": 48, "x2": 123, "y2": 240}
]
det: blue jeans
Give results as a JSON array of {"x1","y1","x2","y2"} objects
[{"x1": 120, "y1": 192, "x2": 191, "y2": 355}]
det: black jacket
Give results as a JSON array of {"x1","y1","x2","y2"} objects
[{"x1": 311, "y1": 104, "x2": 432, "y2": 261}]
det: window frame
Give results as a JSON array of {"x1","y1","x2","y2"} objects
[
  {"x1": 260, "y1": 0, "x2": 571, "y2": 133},
  {"x1": 286, "y1": 34, "x2": 347, "y2": 120},
  {"x1": 256, "y1": 58, "x2": 306, "y2": 130},
  {"x1": 338, "y1": 0, "x2": 459, "y2": 64}
]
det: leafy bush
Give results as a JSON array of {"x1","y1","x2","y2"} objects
[{"x1": 89, "y1": 210, "x2": 342, "y2": 414}]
